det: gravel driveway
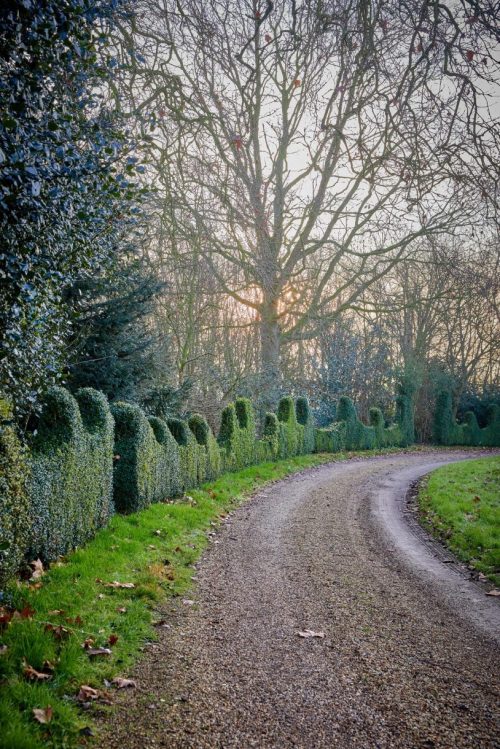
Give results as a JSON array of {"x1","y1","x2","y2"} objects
[{"x1": 98, "y1": 452, "x2": 500, "y2": 749}]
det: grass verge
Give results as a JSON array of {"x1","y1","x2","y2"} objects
[
  {"x1": 0, "y1": 445, "x2": 468, "y2": 748},
  {"x1": 418, "y1": 456, "x2": 500, "y2": 586}
]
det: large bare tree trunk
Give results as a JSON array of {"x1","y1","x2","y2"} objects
[{"x1": 259, "y1": 294, "x2": 281, "y2": 410}]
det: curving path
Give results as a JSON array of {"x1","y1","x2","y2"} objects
[{"x1": 99, "y1": 452, "x2": 500, "y2": 749}]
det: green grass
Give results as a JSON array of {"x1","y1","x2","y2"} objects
[{"x1": 418, "y1": 457, "x2": 500, "y2": 586}]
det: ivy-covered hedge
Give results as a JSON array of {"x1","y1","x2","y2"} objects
[
  {"x1": 0, "y1": 398, "x2": 31, "y2": 586},
  {"x1": 433, "y1": 390, "x2": 500, "y2": 447},
  {"x1": 112, "y1": 403, "x2": 180, "y2": 513},
  {"x1": 29, "y1": 387, "x2": 114, "y2": 562}
]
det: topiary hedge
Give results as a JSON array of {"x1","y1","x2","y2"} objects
[
  {"x1": 335, "y1": 396, "x2": 376, "y2": 450},
  {"x1": 168, "y1": 418, "x2": 200, "y2": 491},
  {"x1": 434, "y1": 389, "x2": 500, "y2": 447},
  {"x1": 296, "y1": 397, "x2": 315, "y2": 454},
  {"x1": 277, "y1": 396, "x2": 304, "y2": 458},
  {"x1": 112, "y1": 402, "x2": 181, "y2": 513},
  {"x1": 29, "y1": 387, "x2": 114, "y2": 562},
  {"x1": 218, "y1": 399, "x2": 257, "y2": 471},
  {"x1": 255, "y1": 412, "x2": 280, "y2": 462},
  {"x1": 188, "y1": 414, "x2": 221, "y2": 482},
  {"x1": 0, "y1": 398, "x2": 31, "y2": 587},
  {"x1": 314, "y1": 422, "x2": 346, "y2": 453}
]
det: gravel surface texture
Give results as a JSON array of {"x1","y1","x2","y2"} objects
[{"x1": 97, "y1": 452, "x2": 500, "y2": 749}]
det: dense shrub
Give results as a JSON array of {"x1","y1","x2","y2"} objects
[
  {"x1": 277, "y1": 396, "x2": 304, "y2": 458},
  {"x1": 218, "y1": 399, "x2": 257, "y2": 470},
  {"x1": 29, "y1": 388, "x2": 114, "y2": 561},
  {"x1": 188, "y1": 414, "x2": 221, "y2": 481},
  {"x1": 0, "y1": 399, "x2": 31, "y2": 587},
  {"x1": 255, "y1": 412, "x2": 280, "y2": 462},
  {"x1": 112, "y1": 402, "x2": 180, "y2": 513},
  {"x1": 433, "y1": 390, "x2": 500, "y2": 447},
  {"x1": 335, "y1": 396, "x2": 376, "y2": 450},
  {"x1": 314, "y1": 422, "x2": 346, "y2": 453},
  {"x1": 168, "y1": 418, "x2": 200, "y2": 490},
  {"x1": 296, "y1": 397, "x2": 315, "y2": 454}
]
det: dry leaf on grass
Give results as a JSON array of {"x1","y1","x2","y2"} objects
[
  {"x1": 23, "y1": 661, "x2": 52, "y2": 681},
  {"x1": 33, "y1": 707, "x2": 53, "y2": 724},
  {"x1": 296, "y1": 629, "x2": 325, "y2": 639},
  {"x1": 101, "y1": 580, "x2": 135, "y2": 589},
  {"x1": 108, "y1": 634, "x2": 119, "y2": 646},
  {"x1": 86, "y1": 647, "x2": 112, "y2": 657},
  {"x1": 116, "y1": 607, "x2": 127, "y2": 614},
  {"x1": 112, "y1": 677, "x2": 136, "y2": 689},
  {"x1": 77, "y1": 685, "x2": 100, "y2": 702}
]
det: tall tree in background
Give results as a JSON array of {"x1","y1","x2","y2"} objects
[
  {"x1": 116, "y1": 0, "x2": 499, "y2": 406},
  {"x1": 0, "y1": 0, "x2": 144, "y2": 423}
]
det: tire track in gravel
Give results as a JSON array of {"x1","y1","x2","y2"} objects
[{"x1": 98, "y1": 452, "x2": 500, "y2": 749}]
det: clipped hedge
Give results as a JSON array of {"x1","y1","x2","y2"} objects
[
  {"x1": 335, "y1": 396, "x2": 376, "y2": 450},
  {"x1": 277, "y1": 396, "x2": 303, "y2": 458},
  {"x1": 218, "y1": 399, "x2": 257, "y2": 471},
  {"x1": 314, "y1": 422, "x2": 346, "y2": 453},
  {"x1": 433, "y1": 390, "x2": 500, "y2": 447},
  {"x1": 188, "y1": 414, "x2": 221, "y2": 481},
  {"x1": 370, "y1": 406, "x2": 405, "y2": 448},
  {"x1": 168, "y1": 418, "x2": 200, "y2": 491},
  {"x1": 29, "y1": 387, "x2": 114, "y2": 562},
  {"x1": 296, "y1": 397, "x2": 315, "y2": 454},
  {"x1": 112, "y1": 402, "x2": 180, "y2": 513},
  {"x1": 0, "y1": 398, "x2": 31, "y2": 587},
  {"x1": 255, "y1": 412, "x2": 280, "y2": 462}
]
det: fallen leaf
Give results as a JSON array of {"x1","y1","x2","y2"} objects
[
  {"x1": 83, "y1": 638, "x2": 95, "y2": 649},
  {"x1": 0, "y1": 607, "x2": 13, "y2": 627},
  {"x1": 0, "y1": 644, "x2": 8, "y2": 654},
  {"x1": 42, "y1": 660, "x2": 55, "y2": 672},
  {"x1": 18, "y1": 605, "x2": 35, "y2": 619},
  {"x1": 116, "y1": 607, "x2": 127, "y2": 614},
  {"x1": 77, "y1": 685, "x2": 100, "y2": 702},
  {"x1": 182, "y1": 599, "x2": 195, "y2": 606},
  {"x1": 65, "y1": 615, "x2": 83, "y2": 626},
  {"x1": 86, "y1": 647, "x2": 112, "y2": 657},
  {"x1": 101, "y1": 581, "x2": 135, "y2": 589},
  {"x1": 45, "y1": 623, "x2": 69, "y2": 639},
  {"x1": 23, "y1": 661, "x2": 52, "y2": 681},
  {"x1": 486, "y1": 590, "x2": 500, "y2": 597},
  {"x1": 48, "y1": 609, "x2": 65, "y2": 616},
  {"x1": 297, "y1": 630, "x2": 325, "y2": 639},
  {"x1": 112, "y1": 677, "x2": 136, "y2": 689},
  {"x1": 30, "y1": 559, "x2": 44, "y2": 580},
  {"x1": 33, "y1": 707, "x2": 53, "y2": 724},
  {"x1": 108, "y1": 634, "x2": 119, "y2": 646}
]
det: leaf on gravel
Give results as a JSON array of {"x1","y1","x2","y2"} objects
[
  {"x1": 182, "y1": 599, "x2": 195, "y2": 606},
  {"x1": 486, "y1": 590, "x2": 500, "y2": 597},
  {"x1": 29, "y1": 558, "x2": 45, "y2": 580},
  {"x1": 23, "y1": 661, "x2": 52, "y2": 681},
  {"x1": 33, "y1": 707, "x2": 53, "y2": 724},
  {"x1": 112, "y1": 677, "x2": 136, "y2": 689},
  {"x1": 86, "y1": 647, "x2": 112, "y2": 657},
  {"x1": 296, "y1": 630, "x2": 325, "y2": 639}
]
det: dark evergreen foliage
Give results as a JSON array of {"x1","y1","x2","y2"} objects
[{"x1": 0, "y1": 0, "x2": 143, "y2": 420}]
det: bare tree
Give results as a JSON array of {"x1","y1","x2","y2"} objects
[{"x1": 116, "y1": 0, "x2": 499, "y2": 405}]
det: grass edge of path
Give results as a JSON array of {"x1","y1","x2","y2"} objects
[{"x1": 417, "y1": 456, "x2": 500, "y2": 588}]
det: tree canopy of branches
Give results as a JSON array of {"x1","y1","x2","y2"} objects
[
  {"x1": 117, "y1": 0, "x2": 499, "y2": 406},
  {"x1": 0, "y1": 0, "x2": 144, "y2": 422}
]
